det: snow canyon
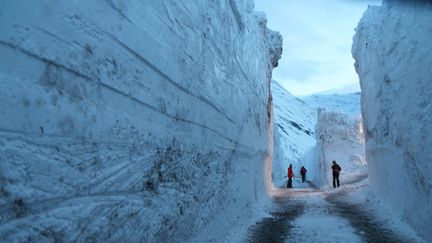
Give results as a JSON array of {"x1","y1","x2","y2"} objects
[{"x1": 0, "y1": 0, "x2": 431, "y2": 242}]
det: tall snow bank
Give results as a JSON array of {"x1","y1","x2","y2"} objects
[
  {"x1": 0, "y1": 1, "x2": 282, "y2": 241},
  {"x1": 353, "y1": 1, "x2": 432, "y2": 240},
  {"x1": 315, "y1": 109, "x2": 366, "y2": 187},
  {"x1": 271, "y1": 81, "x2": 316, "y2": 187}
]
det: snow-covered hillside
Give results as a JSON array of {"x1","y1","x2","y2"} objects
[
  {"x1": 0, "y1": 1, "x2": 281, "y2": 241},
  {"x1": 303, "y1": 92, "x2": 361, "y2": 117},
  {"x1": 353, "y1": 1, "x2": 432, "y2": 240},
  {"x1": 271, "y1": 81, "x2": 316, "y2": 187}
]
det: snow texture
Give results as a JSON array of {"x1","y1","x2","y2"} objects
[
  {"x1": 272, "y1": 79, "x2": 366, "y2": 189},
  {"x1": 0, "y1": 1, "x2": 281, "y2": 241},
  {"x1": 315, "y1": 109, "x2": 366, "y2": 188},
  {"x1": 271, "y1": 81, "x2": 316, "y2": 187},
  {"x1": 272, "y1": 81, "x2": 364, "y2": 189},
  {"x1": 353, "y1": 1, "x2": 432, "y2": 240},
  {"x1": 303, "y1": 92, "x2": 361, "y2": 117}
]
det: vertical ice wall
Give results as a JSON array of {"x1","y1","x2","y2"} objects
[
  {"x1": 353, "y1": 1, "x2": 432, "y2": 240},
  {"x1": 0, "y1": 1, "x2": 282, "y2": 241},
  {"x1": 315, "y1": 110, "x2": 366, "y2": 187}
]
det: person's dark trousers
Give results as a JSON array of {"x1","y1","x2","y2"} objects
[
  {"x1": 287, "y1": 178, "x2": 293, "y2": 188},
  {"x1": 333, "y1": 173, "x2": 340, "y2": 188},
  {"x1": 301, "y1": 175, "x2": 305, "y2": 182}
]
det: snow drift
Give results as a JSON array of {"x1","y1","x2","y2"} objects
[
  {"x1": 0, "y1": 1, "x2": 282, "y2": 241},
  {"x1": 353, "y1": 1, "x2": 432, "y2": 240}
]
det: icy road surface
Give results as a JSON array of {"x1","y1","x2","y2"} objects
[{"x1": 247, "y1": 182, "x2": 424, "y2": 243}]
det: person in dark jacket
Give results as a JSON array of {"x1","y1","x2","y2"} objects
[
  {"x1": 287, "y1": 164, "x2": 294, "y2": 188},
  {"x1": 300, "y1": 166, "x2": 307, "y2": 183},
  {"x1": 331, "y1": 160, "x2": 342, "y2": 188}
]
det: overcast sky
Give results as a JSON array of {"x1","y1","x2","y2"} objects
[{"x1": 254, "y1": 0, "x2": 381, "y2": 96}]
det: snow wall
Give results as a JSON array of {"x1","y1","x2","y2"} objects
[
  {"x1": 315, "y1": 109, "x2": 366, "y2": 187},
  {"x1": 0, "y1": 1, "x2": 282, "y2": 242},
  {"x1": 353, "y1": 1, "x2": 432, "y2": 240},
  {"x1": 271, "y1": 81, "x2": 316, "y2": 187}
]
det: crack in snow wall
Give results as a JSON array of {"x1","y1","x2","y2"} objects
[
  {"x1": 352, "y1": 1, "x2": 432, "y2": 240},
  {"x1": 0, "y1": 1, "x2": 282, "y2": 241}
]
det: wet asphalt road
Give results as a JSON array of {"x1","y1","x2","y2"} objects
[
  {"x1": 247, "y1": 201, "x2": 305, "y2": 243},
  {"x1": 246, "y1": 190, "x2": 415, "y2": 243}
]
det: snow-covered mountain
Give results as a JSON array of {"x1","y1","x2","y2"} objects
[
  {"x1": 0, "y1": 1, "x2": 282, "y2": 242},
  {"x1": 353, "y1": 1, "x2": 432, "y2": 240},
  {"x1": 312, "y1": 83, "x2": 360, "y2": 96},
  {"x1": 303, "y1": 92, "x2": 361, "y2": 117}
]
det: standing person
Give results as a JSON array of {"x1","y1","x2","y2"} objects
[
  {"x1": 287, "y1": 164, "x2": 294, "y2": 188},
  {"x1": 300, "y1": 166, "x2": 307, "y2": 183},
  {"x1": 331, "y1": 160, "x2": 342, "y2": 188}
]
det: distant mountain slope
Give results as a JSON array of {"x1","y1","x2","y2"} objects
[
  {"x1": 312, "y1": 83, "x2": 360, "y2": 95},
  {"x1": 302, "y1": 92, "x2": 361, "y2": 116}
]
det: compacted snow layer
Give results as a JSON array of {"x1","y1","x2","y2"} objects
[
  {"x1": 353, "y1": 1, "x2": 432, "y2": 240},
  {"x1": 0, "y1": 1, "x2": 281, "y2": 241}
]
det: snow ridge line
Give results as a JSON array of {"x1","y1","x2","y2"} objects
[
  {"x1": 0, "y1": 130, "x2": 256, "y2": 160},
  {"x1": 113, "y1": 37, "x2": 236, "y2": 124},
  {"x1": 104, "y1": 0, "x2": 133, "y2": 23},
  {"x1": 0, "y1": 40, "x2": 93, "y2": 81},
  {"x1": 0, "y1": 35, "x2": 235, "y2": 126},
  {"x1": 0, "y1": 129, "x2": 135, "y2": 148},
  {"x1": 0, "y1": 23, "x2": 244, "y2": 151},
  {"x1": 0, "y1": 40, "x2": 241, "y2": 145}
]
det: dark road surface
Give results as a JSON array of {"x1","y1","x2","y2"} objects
[
  {"x1": 247, "y1": 202, "x2": 304, "y2": 243},
  {"x1": 246, "y1": 188, "x2": 418, "y2": 243},
  {"x1": 326, "y1": 194, "x2": 413, "y2": 243}
]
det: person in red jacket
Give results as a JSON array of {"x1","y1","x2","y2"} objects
[
  {"x1": 300, "y1": 166, "x2": 307, "y2": 183},
  {"x1": 287, "y1": 164, "x2": 294, "y2": 188}
]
